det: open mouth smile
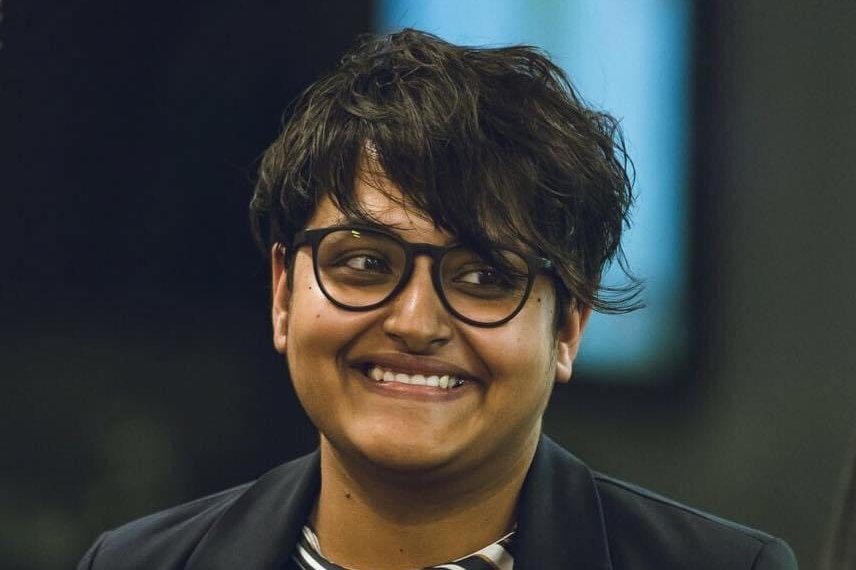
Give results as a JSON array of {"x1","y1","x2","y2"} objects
[{"x1": 362, "y1": 364, "x2": 468, "y2": 390}]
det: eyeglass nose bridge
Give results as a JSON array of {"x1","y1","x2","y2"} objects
[{"x1": 386, "y1": 240, "x2": 457, "y2": 313}]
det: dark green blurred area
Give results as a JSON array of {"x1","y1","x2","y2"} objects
[{"x1": 2, "y1": 2, "x2": 855, "y2": 569}]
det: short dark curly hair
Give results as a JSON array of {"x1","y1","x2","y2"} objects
[{"x1": 250, "y1": 28, "x2": 642, "y2": 315}]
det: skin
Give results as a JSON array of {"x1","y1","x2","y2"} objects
[{"x1": 271, "y1": 169, "x2": 590, "y2": 569}]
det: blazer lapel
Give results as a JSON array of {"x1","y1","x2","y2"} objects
[
  {"x1": 185, "y1": 450, "x2": 321, "y2": 570},
  {"x1": 514, "y1": 436, "x2": 613, "y2": 569}
]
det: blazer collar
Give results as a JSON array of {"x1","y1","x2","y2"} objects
[
  {"x1": 185, "y1": 450, "x2": 321, "y2": 570},
  {"x1": 184, "y1": 436, "x2": 611, "y2": 570},
  {"x1": 513, "y1": 435, "x2": 613, "y2": 569}
]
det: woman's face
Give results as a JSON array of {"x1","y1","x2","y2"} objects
[{"x1": 271, "y1": 171, "x2": 589, "y2": 481}]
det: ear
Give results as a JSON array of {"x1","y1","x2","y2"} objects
[
  {"x1": 554, "y1": 303, "x2": 592, "y2": 384},
  {"x1": 271, "y1": 244, "x2": 290, "y2": 355}
]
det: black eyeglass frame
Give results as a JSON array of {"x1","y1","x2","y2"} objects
[{"x1": 286, "y1": 224, "x2": 556, "y2": 327}]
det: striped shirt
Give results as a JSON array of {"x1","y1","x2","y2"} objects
[{"x1": 285, "y1": 525, "x2": 515, "y2": 570}]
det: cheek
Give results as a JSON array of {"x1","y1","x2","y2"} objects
[
  {"x1": 286, "y1": 268, "x2": 338, "y2": 359},
  {"x1": 515, "y1": 305, "x2": 558, "y2": 377},
  {"x1": 514, "y1": 292, "x2": 557, "y2": 349},
  {"x1": 286, "y1": 267, "x2": 378, "y2": 362},
  {"x1": 469, "y1": 313, "x2": 557, "y2": 378},
  {"x1": 288, "y1": 258, "x2": 332, "y2": 319}
]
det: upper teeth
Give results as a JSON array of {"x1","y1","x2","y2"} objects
[{"x1": 368, "y1": 366, "x2": 464, "y2": 389}]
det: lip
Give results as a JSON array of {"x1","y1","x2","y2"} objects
[
  {"x1": 350, "y1": 352, "x2": 478, "y2": 382},
  {"x1": 349, "y1": 352, "x2": 479, "y2": 400}
]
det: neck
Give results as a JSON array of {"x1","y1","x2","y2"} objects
[{"x1": 310, "y1": 433, "x2": 539, "y2": 570}]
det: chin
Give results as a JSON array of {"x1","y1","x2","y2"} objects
[{"x1": 337, "y1": 429, "x2": 465, "y2": 476}]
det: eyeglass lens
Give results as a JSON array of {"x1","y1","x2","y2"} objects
[{"x1": 313, "y1": 228, "x2": 530, "y2": 324}]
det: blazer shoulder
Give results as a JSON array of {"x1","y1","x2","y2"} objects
[
  {"x1": 79, "y1": 451, "x2": 319, "y2": 570},
  {"x1": 79, "y1": 482, "x2": 252, "y2": 570},
  {"x1": 592, "y1": 474, "x2": 798, "y2": 570}
]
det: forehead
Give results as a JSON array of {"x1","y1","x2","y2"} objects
[
  {"x1": 306, "y1": 167, "x2": 450, "y2": 241},
  {"x1": 302, "y1": 152, "x2": 540, "y2": 255}
]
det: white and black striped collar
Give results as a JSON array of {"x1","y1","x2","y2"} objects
[{"x1": 292, "y1": 525, "x2": 515, "y2": 570}]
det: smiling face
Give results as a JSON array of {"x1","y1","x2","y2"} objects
[{"x1": 271, "y1": 171, "x2": 590, "y2": 482}]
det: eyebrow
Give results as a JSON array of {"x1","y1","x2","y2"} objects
[
  {"x1": 334, "y1": 215, "x2": 393, "y2": 231},
  {"x1": 324, "y1": 215, "x2": 445, "y2": 240}
]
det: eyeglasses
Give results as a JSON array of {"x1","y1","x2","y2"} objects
[{"x1": 288, "y1": 224, "x2": 555, "y2": 327}]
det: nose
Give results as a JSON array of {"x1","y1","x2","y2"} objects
[{"x1": 381, "y1": 257, "x2": 453, "y2": 352}]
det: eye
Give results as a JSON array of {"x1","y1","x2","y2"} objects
[
  {"x1": 457, "y1": 266, "x2": 503, "y2": 286},
  {"x1": 342, "y1": 254, "x2": 391, "y2": 273},
  {"x1": 443, "y1": 247, "x2": 530, "y2": 296},
  {"x1": 453, "y1": 265, "x2": 524, "y2": 293}
]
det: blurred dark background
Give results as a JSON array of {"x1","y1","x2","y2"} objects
[{"x1": 2, "y1": 2, "x2": 855, "y2": 569}]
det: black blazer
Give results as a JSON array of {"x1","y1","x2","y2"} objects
[{"x1": 78, "y1": 436, "x2": 797, "y2": 569}]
